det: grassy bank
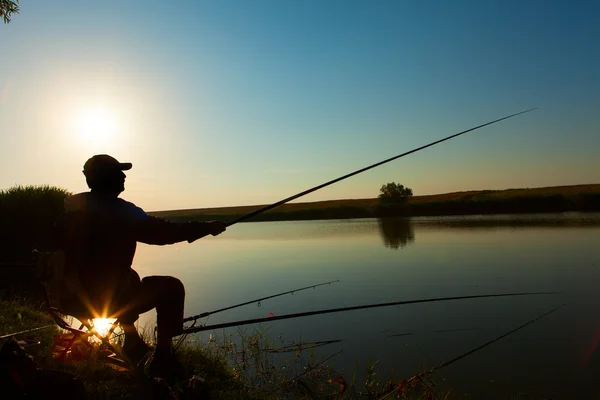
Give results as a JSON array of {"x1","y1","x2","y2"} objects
[
  {"x1": 0, "y1": 297, "x2": 263, "y2": 399},
  {"x1": 151, "y1": 184, "x2": 600, "y2": 222},
  {"x1": 1, "y1": 296, "x2": 453, "y2": 399}
]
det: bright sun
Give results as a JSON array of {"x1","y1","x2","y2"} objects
[
  {"x1": 75, "y1": 108, "x2": 117, "y2": 147},
  {"x1": 91, "y1": 318, "x2": 117, "y2": 338}
]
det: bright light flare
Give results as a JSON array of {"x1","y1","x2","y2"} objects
[
  {"x1": 75, "y1": 108, "x2": 117, "y2": 147},
  {"x1": 92, "y1": 318, "x2": 117, "y2": 338}
]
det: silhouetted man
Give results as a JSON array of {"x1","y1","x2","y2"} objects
[{"x1": 58, "y1": 154, "x2": 225, "y2": 379}]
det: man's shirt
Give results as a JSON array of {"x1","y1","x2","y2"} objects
[{"x1": 64, "y1": 192, "x2": 149, "y2": 222}]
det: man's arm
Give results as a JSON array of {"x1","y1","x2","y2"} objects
[
  {"x1": 115, "y1": 198, "x2": 225, "y2": 245},
  {"x1": 135, "y1": 217, "x2": 226, "y2": 245}
]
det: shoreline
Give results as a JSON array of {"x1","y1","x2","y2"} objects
[{"x1": 149, "y1": 184, "x2": 600, "y2": 223}]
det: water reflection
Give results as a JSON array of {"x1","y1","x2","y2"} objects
[
  {"x1": 377, "y1": 217, "x2": 415, "y2": 249},
  {"x1": 412, "y1": 213, "x2": 600, "y2": 229}
]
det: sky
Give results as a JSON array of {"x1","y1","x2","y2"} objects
[{"x1": 1, "y1": 0, "x2": 599, "y2": 211}]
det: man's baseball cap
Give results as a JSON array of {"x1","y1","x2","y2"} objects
[{"x1": 83, "y1": 154, "x2": 132, "y2": 178}]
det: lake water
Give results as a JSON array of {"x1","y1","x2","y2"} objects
[{"x1": 133, "y1": 213, "x2": 600, "y2": 398}]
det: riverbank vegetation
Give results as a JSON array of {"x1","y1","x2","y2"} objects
[
  {"x1": 0, "y1": 296, "x2": 451, "y2": 399},
  {"x1": 0, "y1": 185, "x2": 71, "y2": 263},
  {"x1": 0, "y1": 296, "x2": 251, "y2": 399},
  {"x1": 152, "y1": 184, "x2": 600, "y2": 222}
]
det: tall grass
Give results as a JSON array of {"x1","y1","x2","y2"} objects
[
  {"x1": 0, "y1": 185, "x2": 71, "y2": 263},
  {"x1": 1, "y1": 293, "x2": 457, "y2": 399}
]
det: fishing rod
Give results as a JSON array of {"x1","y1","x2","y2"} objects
[
  {"x1": 378, "y1": 303, "x2": 565, "y2": 400},
  {"x1": 220, "y1": 108, "x2": 536, "y2": 228},
  {"x1": 183, "y1": 280, "x2": 340, "y2": 323},
  {"x1": 435, "y1": 304, "x2": 564, "y2": 371},
  {"x1": 390, "y1": 327, "x2": 481, "y2": 337},
  {"x1": 237, "y1": 339, "x2": 343, "y2": 355},
  {"x1": 267, "y1": 339, "x2": 342, "y2": 353},
  {"x1": 0, "y1": 324, "x2": 55, "y2": 341},
  {"x1": 179, "y1": 291, "x2": 555, "y2": 335}
]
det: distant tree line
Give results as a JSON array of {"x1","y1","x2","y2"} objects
[{"x1": 161, "y1": 186, "x2": 600, "y2": 222}]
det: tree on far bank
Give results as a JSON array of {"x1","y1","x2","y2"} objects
[
  {"x1": 1, "y1": 0, "x2": 19, "y2": 23},
  {"x1": 378, "y1": 182, "x2": 413, "y2": 204}
]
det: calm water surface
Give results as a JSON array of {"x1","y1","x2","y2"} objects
[{"x1": 134, "y1": 213, "x2": 600, "y2": 398}]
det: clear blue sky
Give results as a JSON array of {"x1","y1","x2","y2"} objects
[{"x1": 1, "y1": 0, "x2": 598, "y2": 211}]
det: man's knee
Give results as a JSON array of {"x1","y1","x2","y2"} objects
[
  {"x1": 167, "y1": 276, "x2": 185, "y2": 297},
  {"x1": 141, "y1": 276, "x2": 185, "y2": 297}
]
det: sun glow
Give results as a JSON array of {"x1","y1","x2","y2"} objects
[
  {"x1": 75, "y1": 108, "x2": 117, "y2": 147},
  {"x1": 92, "y1": 318, "x2": 117, "y2": 338}
]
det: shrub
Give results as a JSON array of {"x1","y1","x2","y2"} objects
[
  {"x1": 0, "y1": 185, "x2": 72, "y2": 263},
  {"x1": 378, "y1": 183, "x2": 413, "y2": 204}
]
